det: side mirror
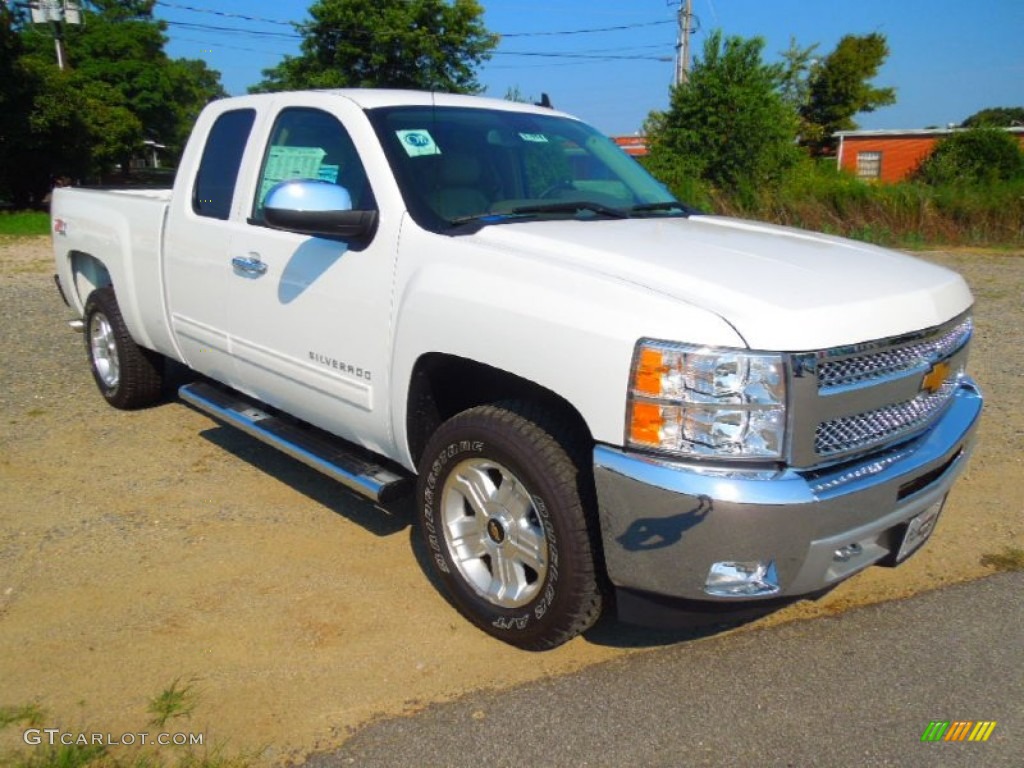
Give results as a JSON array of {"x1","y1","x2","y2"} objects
[{"x1": 263, "y1": 179, "x2": 378, "y2": 240}]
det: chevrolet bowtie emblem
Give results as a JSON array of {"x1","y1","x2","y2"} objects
[{"x1": 921, "y1": 360, "x2": 952, "y2": 395}]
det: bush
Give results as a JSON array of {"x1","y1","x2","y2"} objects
[
  {"x1": 641, "y1": 154, "x2": 1024, "y2": 248},
  {"x1": 915, "y1": 128, "x2": 1024, "y2": 186}
]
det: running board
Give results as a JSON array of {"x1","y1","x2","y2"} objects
[{"x1": 178, "y1": 382, "x2": 412, "y2": 504}]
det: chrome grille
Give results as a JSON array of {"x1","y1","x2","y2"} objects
[
  {"x1": 817, "y1": 317, "x2": 972, "y2": 391},
  {"x1": 815, "y1": 371, "x2": 961, "y2": 456}
]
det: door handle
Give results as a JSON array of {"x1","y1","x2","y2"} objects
[{"x1": 231, "y1": 254, "x2": 267, "y2": 276}]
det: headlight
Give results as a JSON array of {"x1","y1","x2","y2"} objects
[{"x1": 627, "y1": 340, "x2": 787, "y2": 459}]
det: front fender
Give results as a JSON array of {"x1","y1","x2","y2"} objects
[{"x1": 389, "y1": 227, "x2": 743, "y2": 468}]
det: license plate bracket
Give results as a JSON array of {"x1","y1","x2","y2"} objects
[{"x1": 895, "y1": 496, "x2": 947, "y2": 564}]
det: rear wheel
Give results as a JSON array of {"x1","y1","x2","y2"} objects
[
  {"x1": 83, "y1": 287, "x2": 163, "y2": 409},
  {"x1": 417, "y1": 401, "x2": 603, "y2": 650}
]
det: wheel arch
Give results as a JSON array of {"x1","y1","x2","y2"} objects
[
  {"x1": 405, "y1": 353, "x2": 594, "y2": 470},
  {"x1": 63, "y1": 250, "x2": 112, "y2": 315}
]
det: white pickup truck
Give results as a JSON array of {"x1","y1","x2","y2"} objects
[{"x1": 52, "y1": 90, "x2": 982, "y2": 649}]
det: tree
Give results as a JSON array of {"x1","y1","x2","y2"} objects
[
  {"x1": 252, "y1": 0, "x2": 498, "y2": 94},
  {"x1": 1, "y1": 1, "x2": 225, "y2": 205},
  {"x1": 646, "y1": 30, "x2": 801, "y2": 196},
  {"x1": 0, "y1": 2, "x2": 29, "y2": 201},
  {"x1": 963, "y1": 107, "x2": 1024, "y2": 128},
  {"x1": 779, "y1": 37, "x2": 819, "y2": 111},
  {"x1": 25, "y1": 1, "x2": 226, "y2": 160},
  {"x1": 800, "y1": 33, "x2": 895, "y2": 153},
  {"x1": 915, "y1": 128, "x2": 1024, "y2": 186}
]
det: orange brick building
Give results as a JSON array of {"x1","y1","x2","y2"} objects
[
  {"x1": 611, "y1": 135, "x2": 649, "y2": 157},
  {"x1": 836, "y1": 127, "x2": 1024, "y2": 183}
]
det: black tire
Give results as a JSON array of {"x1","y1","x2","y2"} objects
[
  {"x1": 83, "y1": 286, "x2": 163, "y2": 409},
  {"x1": 416, "y1": 401, "x2": 603, "y2": 650}
]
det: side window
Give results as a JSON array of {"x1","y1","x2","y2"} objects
[
  {"x1": 193, "y1": 109, "x2": 256, "y2": 220},
  {"x1": 252, "y1": 108, "x2": 374, "y2": 222},
  {"x1": 856, "y1": 151, "x2": 883, "y2": 180}
]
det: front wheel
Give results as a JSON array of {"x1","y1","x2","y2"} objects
[
  {"x1": 416, "y1": 402, "x2": 603, "y2": 650},
  {"x1": 83, "y1": 287, "x2": 163, "y2": 409}
]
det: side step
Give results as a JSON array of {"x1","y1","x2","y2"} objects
[{"x1": 178, "y1": 382, "x2": 412, "y2": 504}]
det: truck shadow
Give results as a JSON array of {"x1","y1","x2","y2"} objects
[
  {"x1": 165, "y1": 365, "x2": 799, "y2": 650},
  {"x1": 582, "y1": 614, "x2": 747, "y2": 648},
  {"x1": 167, "y1": 363, "x2": 412, "y2": 537},
  {"x1": 193, "y1": 423, "x2": 412, "y2": 538},
  {"x1": 580, "y1": 598, "x2": 805, "y2": 648}
]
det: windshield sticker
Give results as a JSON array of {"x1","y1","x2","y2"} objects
[
  {"x1": 519, "y1": 132, "x2": 549, "y2": 143},
  {"x1": 397, "y1": 129, "x2": 441, "y2": 157}
]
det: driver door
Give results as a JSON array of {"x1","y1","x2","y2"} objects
[{"x1": 222, "y1": 105, "x2": 397, "y2": 455}]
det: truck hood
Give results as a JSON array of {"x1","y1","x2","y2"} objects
[{"x1": 473, "y1": 215, "x2": 973, "y2": 351}]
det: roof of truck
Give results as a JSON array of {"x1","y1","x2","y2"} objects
[{"x1": 227, "y1": 88, "x2": 574, "y2": 119}]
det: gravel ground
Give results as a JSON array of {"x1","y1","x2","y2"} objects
[{"x1": 0, "y1": 236, "x2": 1021, "y2": 764}]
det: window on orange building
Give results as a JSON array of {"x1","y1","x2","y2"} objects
[{"x1": 856, "y1": 151, "x2": 882, "y2": 180}]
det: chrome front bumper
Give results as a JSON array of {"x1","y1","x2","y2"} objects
[{"x1": 593, "y1": 379, "x2": 983, "y2": 609}]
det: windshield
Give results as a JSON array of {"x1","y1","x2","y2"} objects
[{"x1": 366, "y1": 105, "x2": 688, "y2": 233}]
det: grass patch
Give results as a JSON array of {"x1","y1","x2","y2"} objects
[
  {"x1": 980, "y1": 546, "x2": 1024, "y2": 572},
  {"x1": 0, "y1": 212, "x2": 50, "y2": 237},
  {"x1": 0, "y1": 704, "x2": 46, "y2": 728},
  {"x1": 148, "y1": 679, "x2": 197, "y2": 729},
  {"x1": 1, "y1": 681, "x2": 255, "y2": 768}
]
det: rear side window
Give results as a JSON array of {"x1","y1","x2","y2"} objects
[{"x1": 193, "y1": 109, "x2": 256, "y2": 220}]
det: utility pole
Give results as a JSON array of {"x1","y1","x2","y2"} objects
[
  {"x1": 674, "y1": 0, "x2": 695, "y2": 87},
  {"x1": 29, "y1": 1, "x2": 82, "y2": 70}
]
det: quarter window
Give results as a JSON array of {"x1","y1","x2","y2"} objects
[{"x1": 193, "y1": 109, "x2": 256, "y2": 219}]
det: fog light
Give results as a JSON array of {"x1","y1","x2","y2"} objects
[
  {"x1": 833, "y1": 543, "x2": 863, "y2": 563},
  {"x1": 705, "y1": 560, "x2": 780, "y2": 597}
]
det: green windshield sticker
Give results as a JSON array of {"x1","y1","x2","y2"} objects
[
  {"x1": 258, "y1": 145, "x2": 326, "y2": 204},
  {"x1": 397, "y1": 129, "x2": 441, "y2": 157},
  {"x1": 519, "y1": 133, "x2": 549, "y2": 143}
]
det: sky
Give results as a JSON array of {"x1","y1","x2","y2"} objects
[{"x1": 156, "y1": 0, "x2": 1024, "y2": 136}]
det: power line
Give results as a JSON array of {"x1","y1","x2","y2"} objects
[
  {"x1": 153, "y1": 1, "x2": 295, "y2": 27},
  {"x1": 501, "y1": 20, "x2": 675, "y2": 37},
  {"x1": 162, "y1": 20, "x2": 300, "y2": 39},
  {"x1": 159, "y1": 19, "x2": 673, "y2": 62},
  {"x1": 154, "y1": 2, "x2": 673, "y2": 40},
  {"x1": 154, "y1": 8, "x2": 677, "y2": 66},
  {"x1": 497, "y1": 50, "x2": 671, "y2": 62},
  {"x1": 171, "y1": 35, "x2": 295, "y2": 57}
]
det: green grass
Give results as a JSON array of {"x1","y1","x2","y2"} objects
[
  {"x1": 147, "y1": 679, "x2": 197, "y2": 729},
  {"x1": 1, "y1": 682, "x2": 255, "y2": 768},
  {"x1": 980, "y1": 546, "x2": 1024, "y2": 572},
  {"x1": 0, "y1": 704, "x2": 46, "y2": 728},
  {"x1": 0, "y1": 212, "x2": 50, "y2": 236},
  {"x1": 642, "y1": 153, "x2": 1024, "y2": 248}
]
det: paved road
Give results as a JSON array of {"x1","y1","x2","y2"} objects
[{"x1": 304, "y1": 573, "x2": 1022, "y2": 767}]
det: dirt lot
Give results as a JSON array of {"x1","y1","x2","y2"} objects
[{"x1": 0, "y1": 236, "x2": 1021, "y2": 764}]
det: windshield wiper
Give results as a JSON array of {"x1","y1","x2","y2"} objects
[
  {"x1": 629, "y1": 201, "x2": 696, "y2": 216},
  {"x1": 508, "y1": 201, "x2": 630, "y2": 219},
  {"x1": 449, "y1": 211, "x2": 536, "y2": 226}
]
